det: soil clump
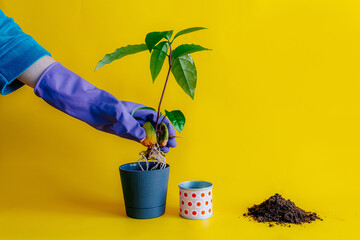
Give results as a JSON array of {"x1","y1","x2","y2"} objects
[{"x1": 244, "y1": 193, "x2": 322, "y2": 227}]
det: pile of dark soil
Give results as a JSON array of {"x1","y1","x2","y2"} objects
[{"x1": 244, "y1": 193, "x2": 322, "y2": 227}]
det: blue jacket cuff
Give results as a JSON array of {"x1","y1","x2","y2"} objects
[{"x1": 0, "y1": 36, "x2": 51, "y2": 95}]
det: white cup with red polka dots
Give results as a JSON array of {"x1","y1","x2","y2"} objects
[{"x1": 179, "y1": 181, "x2": 213, "y2": 220}]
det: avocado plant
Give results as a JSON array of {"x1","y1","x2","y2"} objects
[{"x1": 95, "y1": 27, "x2": 210, "y2": 171}]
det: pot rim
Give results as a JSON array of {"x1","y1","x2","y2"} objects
[
  {"x1": 178, "y1": 180, "x2": 213, "y2": 191},
  {"x1": 119, "y1": 162, "x2": 170, "y2": 172}
]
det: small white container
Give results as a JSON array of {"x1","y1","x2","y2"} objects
[{"x1": 179, "y1": 181, "x2": 213, "y2": 220}]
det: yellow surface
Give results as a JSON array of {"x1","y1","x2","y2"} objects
[{"x1": 0, "y1": 0, "x2": 360, "y2": 239}]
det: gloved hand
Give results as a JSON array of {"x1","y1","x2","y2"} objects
[{"x1": 34, "y1": 62, "x2": 177, "y2": 153}]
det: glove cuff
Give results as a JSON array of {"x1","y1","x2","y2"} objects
[{"x1": 34, "y1": 62, "x2": 64, "y2": 97}]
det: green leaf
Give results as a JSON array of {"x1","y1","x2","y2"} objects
[
  {"x1": 95, "y1": 44, "x2": 148, "y2": 71},
  {"x1": 131, "y1": 106, "x2": 156, "y2": 116},
  {"x1": 172, "y1": 27, "x2": 207, "y2": 41},
  {"x1": 165, "y1": 30, "x2": 173, "y2": 41},
  {"x1": 165, "y1": 110, "x2": 186, "y2": 132},
  {"x1": 171, "y1": 54, "x2": 197, "y2": 99},
  {"x1": 150, "y1": 41, "x2": 169, "y2": 82},
  {"x1": 145, "y1": 30, "x2": 173, "y2": 52},
  {"x1": 171, "y1": 44, "x2": 211, "y2": 62}
]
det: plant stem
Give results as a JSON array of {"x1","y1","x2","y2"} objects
[
  {"x1": 155, "y1": 43, "x2": 172, "y2": 132},
  {"x1": 160, "y1": 115, "x2": 166, "y2": 124}
]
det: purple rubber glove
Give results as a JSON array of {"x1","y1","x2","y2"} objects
[{"x1": 34, "y1": 62, "x2": 177, "y2": 152}]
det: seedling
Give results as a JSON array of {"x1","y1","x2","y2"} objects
[{"x1": 95, "y1": 27, "x2": 210, "y2": 170}]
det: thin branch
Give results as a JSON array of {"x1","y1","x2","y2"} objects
[
  {"x1": 160, "y1": 114, "x2": 166, "y2": 124},
  {"x1": 155, "y1": 43, "x2": 172, "y2": 132}
]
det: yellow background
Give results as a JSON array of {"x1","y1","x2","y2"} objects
[{"x1": 0, "y1": 0, "x2": 359, "y2": 239}]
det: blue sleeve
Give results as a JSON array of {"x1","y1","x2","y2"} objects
[{"x1": 0, "y1": 9, "x2": 51, "y2": 95}]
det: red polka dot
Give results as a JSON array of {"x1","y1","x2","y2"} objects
[
  {"x1": 197, "y1": 202, "x2": 201, "y2": 207},
  {"x1": 205, "y1": 201, "x2": 209, "y2": 205},
  {"x1": 184, "y1": 193, "x2": 188, "y2": 197},
  {"x1": 201, "y1": 193, "x2": 205, "y2": 197},
  {"x1": 192, "y1": 211, "x2": 197, "y2": 215},
  {"x1": 201, "y1": 210, "x2": 205, "y2": 215},
  {"x1": 209, "y1": 208, "x2": 212, "y2": 213},
  {"x1": 211, "y1": 199, "x2": 213, "y2": 203},
  {"x1": 188, "y1": 202, "x2": 192, "y2": 206},
  {"x1": 184, "y1": 210, "x2": 188, "y2": 214},
  {"x1": 180, "y1": 208, "x2": 182, "y2": 212},
  {"x1": 179, "y1": 191, "x2": 182, "y2": 195},
  {"x1": 192, "y1": 193, "x2": 196, "y2": 198},
  {"x1": 208, "y1": 191, "x2": 211, "y2": 196},
  {"x1": 181, "y1": 201, "x2": 184, "y2": 205}
]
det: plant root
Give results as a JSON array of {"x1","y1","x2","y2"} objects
[{"x1": 138, "y1": 143, "x2": 166, "y2": 171}]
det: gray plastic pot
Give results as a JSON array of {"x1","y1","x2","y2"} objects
[{"x1": 119, "y1": 162, "x2": 170, "y2": 219}]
